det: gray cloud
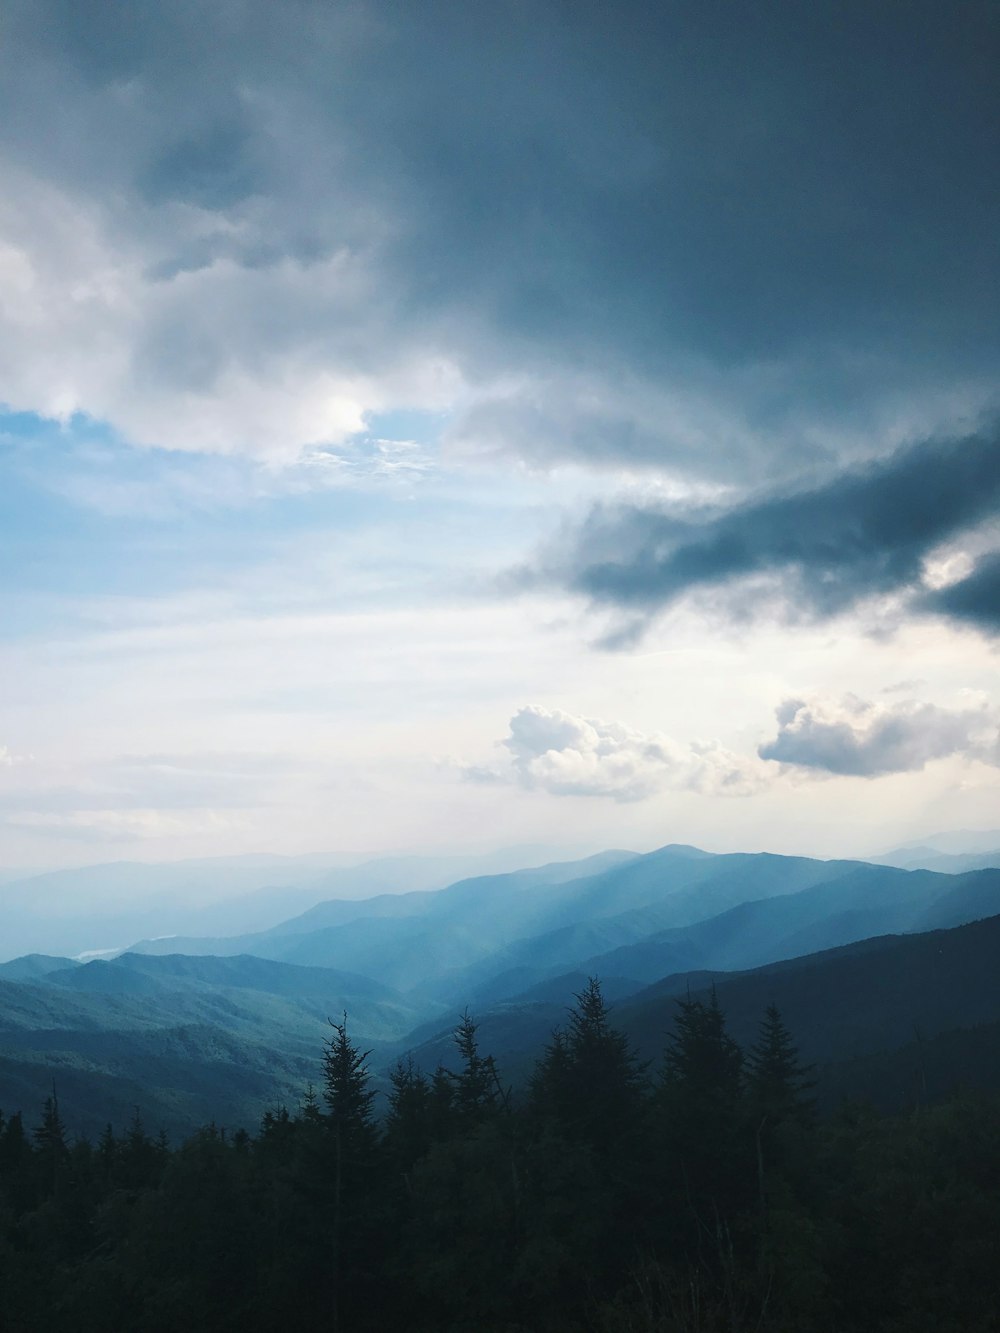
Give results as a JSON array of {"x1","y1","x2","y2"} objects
[
  {"x1": 919, "y1": 551, "x2": 1000, "y2": 631},
  {"x1": 759, "y1": 695, "x2": 999, "y2": 777},
  {"x1": 544, "y1": 429, "x2": 1000, "y2": 632},
  {"x1": 0, "y1": 1, "x2": 996, "y2": 473}
]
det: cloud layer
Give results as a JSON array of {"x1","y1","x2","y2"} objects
[{"x1": 1, "y1": 1, "x2": 996, "y2": 474}]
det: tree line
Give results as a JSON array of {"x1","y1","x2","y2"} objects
[{"x1": 1, "y1": 980, "x2": 998, "y2": 1331}]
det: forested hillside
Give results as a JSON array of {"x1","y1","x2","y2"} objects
[{"x1": 2, "y1": 986, "x2": 998, "y2": 1332}]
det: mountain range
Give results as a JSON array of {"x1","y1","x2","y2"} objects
[{"x1": 0, "y1": 841, "x2": 998, "y2": 1139}]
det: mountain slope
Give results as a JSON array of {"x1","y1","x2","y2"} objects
[
  {"x1": 456, "y1": 865, "x2": 1000, "y2": 1004},
  {"x1": 396, "y1": 912, "x2": 1000, "y2": 1109},
  {"x1": 127, "y1": 846, "x2": 872, "y2": 993}
]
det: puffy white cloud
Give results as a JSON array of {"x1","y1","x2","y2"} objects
[
  {"x1": 759, "y1": 693, "x2": 1000, "y2": 777},
  {"x1": 495, "y1": 704, "x2": 766, "y2": 801}
]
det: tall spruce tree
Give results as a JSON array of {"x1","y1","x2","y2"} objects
[
  {"x1": 33, "y1": 1091, "x2": 69, "y2": 1201},
  {"x1": 323, "y1": 1015, "x2": 376, "y2": 1139},
  {"x1": 533, "y1": 978, "x2": 646, "y2": 1152},
  {"x1": 447, "y1": 1011, "x2": 502, "y2": 1125},
  {"x1": 659, "y1": 990, "x2": 750, "y2": 1218},
  {"x1": 322, "y1": 1015, "x2": 377, "y2": 1333},
  {"x1": 746, "y1": 1003, "x2": 815, "y2": 1129}
]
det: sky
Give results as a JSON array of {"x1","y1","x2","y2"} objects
[{"x1": 1, "y1": 0, "x2": 998, "y2": 871}]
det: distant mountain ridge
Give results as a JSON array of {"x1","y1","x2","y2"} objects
[
  {"x1": 0, "y1": 845, "x2": 592, "y2": 962},
  {"x1": 2, "y1": 840, "x2": 999, "y2": 1140},
  {"x1": 124, "y1": 848, "x2": 998, "y2": 1005}
]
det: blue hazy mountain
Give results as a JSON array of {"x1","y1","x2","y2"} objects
[
  {"x1": 131, "y1": 848, "x2": 995, "y2": 1005},
  {"x1": 0, "y1": 846, "x2": 580, "y2": 961},
  {"x1": 2, "y1": 843, "x2": 999, "y2": 1140},
  {"x1": 0, "y1": 952, "x2": 434, "y2": 1140}
]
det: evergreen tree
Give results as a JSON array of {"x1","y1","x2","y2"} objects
[
  {"x1": 662, "y1": 989, "x2": 743, "y2": 1109},
  {"x1": 33, "y1": 1092, "x2": 69, "y2": 1201},
  {"x1": 322, "y1": 1015, "x2": 376, "y2": 1138},
  {"x1": 447, "y1": 1011, "x2": 502, "y2": 1125},
  {"x1": 532, "y1": 978, "x2": 646, "y2": 1152},
  {"x1": 321, "y1": 1015, "x2": 378, "y2": 1333},
  {"x1": 746, "y1": 1003, "x2": 816, "y2": 1128},
  {"x1": 659, "y1": 990, "x2": 750, "y2": 1220},
  {"x1": 384, "y1": 1057, "x2": 432, "y2": 1179}
]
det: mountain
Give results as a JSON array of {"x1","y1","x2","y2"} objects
[
  {"x1": 0, "y1": 954, "x2": 80, "y2": 981},
  {"x1": 869, "y1": 846, "x2": 1000, "y2": 873},
  {"x1": 388, "y1": 858, "x2": 998, "y2": 1006},
  {"x1": 0, "y1": 952, "x2": 433, "y2": 1141},
  {"x1": 394, "y1": 912, "x2": 1000, "y2": 1112},
  {"x1": 127, "y1": 846, "x2": 865, "y2": 993},
  {"x1": 872, "y1": 826, "x2": 1000, "y2": 872},
  {"x1": 125, "y1": 849, "x2": 640, "y2": 973},
  {"x1": 618, "y1": 911, "x2": 1000, "y2": 1104},
  {"x1": 0, "y1": 845, "x2": 585, "y2": 962},
  {"x1": 5, "y1": 842, "x2": 999, "y2": 1141}
]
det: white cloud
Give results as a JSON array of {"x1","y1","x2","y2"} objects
[
  {"x1": 492, "y1": 704, "x2": 767, "y2": 801},
  {"x1": 0, "y1": 141, "x2": 471, "y2": 468}
]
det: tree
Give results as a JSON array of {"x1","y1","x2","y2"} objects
[
  {"x1": 323, "y1": 1015, "x2": 376, "y2": 1136},
  {"x1": 746, "y1": 1004, "x2": 815, "y2": 1130},
  {"x1": 446, "y1": 1011, "x2": 502, "y2": 1125},
  {"x1": 532, "y1": 978, "x2": 646, "y2": 1152},
  {"x1": 321, "y1": 1015, "x2": 377, "y2": 1333},
  {"x1": 659, "y1": 990, "x2": 749, "y2": 1219},
  {"x1": 33, "y1": 1092, "x2": 69, "y2": 1201},
  {"x1": 384, "y1": 1057, "x2": 432, "y2": 1180}
]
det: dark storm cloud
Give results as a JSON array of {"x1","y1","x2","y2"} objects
[
  {"x1": 919, "y1": 552, "x2": 1000, "y2": 630},
  {"x1": 759, "y1": 696, "x2": 999, "y2": 777},
  {"x1": 548, "y1": 430, "x2": 1000, "y2": 628},
  {"x1": 2, "y1": 0, "x2": 997, "y2": 473}
]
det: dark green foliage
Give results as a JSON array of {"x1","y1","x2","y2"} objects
[
  {"x1": 383, "y1": 1056, "x2": 433, "y2": 1178},
  {"x1": 1, "y1": 994, "x2": 1000, "y2": 1332},
  {"x1": 445, "y1": 1009, "x2": 502, "y2": 1124},
  {"x1": 533, "y1": 977, "x2": 647, "y2": 1152},
  {"x1": 658, "y1": 988, "x2": 751, "y2": 1223},
  {"x1": 747, "y1": 1002, "x2": 816, "y2": 1128},
  {"x1": 322, "y1": 1014, "x2": 376, "y2": 1137}
]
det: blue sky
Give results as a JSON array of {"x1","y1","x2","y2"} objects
[{"x1": 1, "y1": 1, "x2": 998, "y2": 869}]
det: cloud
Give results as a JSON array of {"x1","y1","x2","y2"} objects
[
  {"x1": 487, "y1": 704, "x2": 766, "y2": 801},
  {"x1": 0, "y1": 2, "x2": 996, "y2": 475},
  {"x1": 541, "y1": 429, "x2": 1000, "y2": 634},
  {"x1": 919, "y1": 550, "x2": 1000, "y2": 631},
  {"x1": 759, "y1": 694, "x2": 1000, "y2": 777},
  {"x1": 4, "y1": 808, "x2": 246, "y2": 843}
]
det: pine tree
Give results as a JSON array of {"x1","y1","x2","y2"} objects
[
  {"x1": 322, "y1": 1015, "x2": 376, "y2": 1138},
  {"x1": 447, "y1": 1011, "x2": 502, "y2": 1125},
  {"x1": 321, "y1": 1014, "x2": 377, "y2": 1333},
  {"x1": 662, "y1": 990, "x2": 743, "y2": 1109},
  {"x1": 533, "y1": 978, "x2": 646, "y2": 1152},
  {"x1": 33, "y1": 1092, "x2": 69, "y2": 1200},
  {"x1": 384, "y1": 1057, "x2": 432, "y2": 1177},
  {"x1": 746, "y1": 1004, "x2": 815, "y2": 1129},
  {"x1": 659, "y1": 990, "x2": 749, "y2": 1217}
]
